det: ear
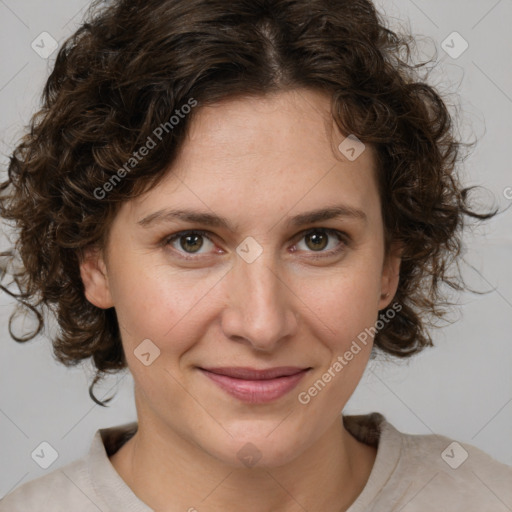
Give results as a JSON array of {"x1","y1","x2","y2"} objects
[
  {"x1": 378, "y1": 242, "x2": 402, "y2": 310},
  {"x1": 79, "y1": 246, "x2": 114, "y2": 309}
]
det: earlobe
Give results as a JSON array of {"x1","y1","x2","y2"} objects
[{"x1": 79, "y1": 246, "x2": 114, "y2": 309}]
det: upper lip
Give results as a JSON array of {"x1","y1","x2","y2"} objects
[{"x1": 200, "y1": 366, "x2": 310, "y2": 380}]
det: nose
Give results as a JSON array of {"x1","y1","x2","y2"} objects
[{"x1": 220, "y1": 252, "x2": 299, "y2": 352}]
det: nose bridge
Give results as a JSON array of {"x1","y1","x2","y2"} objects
[
  {"x1": 241, "y1": 253, "x2": 281, "y2": 305},
  {"x1": 222, "y1": 248, "x2": 297, "y2": 349}
]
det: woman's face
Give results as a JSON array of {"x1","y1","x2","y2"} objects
[{"x1": 81, "y1": 88, "x2": 400, "y2": 467}]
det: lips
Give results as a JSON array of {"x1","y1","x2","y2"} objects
[
  {"x1": 198, "y1": 366, "x2": 311, "y2": 404},
  {"x1": 200, "y1": 366, "x2": 309, "y2": 380}
]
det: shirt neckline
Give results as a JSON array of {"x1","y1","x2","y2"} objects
[
  {"x1": 88, "y1": 421, "x2": 152, "y2": 511},
  {"x1": 343, "y1": 414, "x2": 404, "y2": 511}
]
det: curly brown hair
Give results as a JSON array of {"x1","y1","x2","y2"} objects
[{"x1": 0, "y1": 0, "x2": 495, "y2": 406}]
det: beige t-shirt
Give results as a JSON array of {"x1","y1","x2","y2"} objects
[{"x1": 1, "y1": 412, "x2": 511, "y2": 511}]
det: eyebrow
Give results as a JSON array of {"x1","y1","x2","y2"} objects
[{"x1": 137, "y1": 205, "x2": 367, "y2": 231}]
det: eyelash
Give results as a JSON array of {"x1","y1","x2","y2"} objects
[{"x1": 162, "y1": 228, "x2": 349, "y2": 261}]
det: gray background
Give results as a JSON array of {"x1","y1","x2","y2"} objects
[{"x1": 1, "y1": 0, "x2": 511, "y2": 498}]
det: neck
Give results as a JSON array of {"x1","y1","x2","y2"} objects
[{"x1": 109, "y1": 413, "x2": 376, "y2": 512}]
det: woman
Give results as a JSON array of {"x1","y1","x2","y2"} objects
[{"x1": 1, "y1": 0, "x2": 511, "y2": 510}]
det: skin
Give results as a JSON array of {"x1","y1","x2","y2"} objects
[{"x1": 80, "y1": 88, "x2": 401, "y2": 512}]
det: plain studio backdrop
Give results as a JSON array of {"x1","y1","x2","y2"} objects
[{"x1": 1, "y1": 0, "x2": 511, "y2": 498}]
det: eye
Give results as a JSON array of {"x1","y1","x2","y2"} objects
[
  {"x1": 292, "y1": 228, "x2": 347, "y2": 258},
  {"x1": 162, "y1": 228, "x2": 348, "y2": 261},
  {"x1": 164, "y1": 230, "x2": 217, "y2": 258}
]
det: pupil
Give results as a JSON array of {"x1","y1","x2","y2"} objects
[
  {"x1": 307, "y1": 231, "x2": 327, "y2": 251},
  {"x1": 182, "y1": 234, "x2": 203, "y2": 252}
]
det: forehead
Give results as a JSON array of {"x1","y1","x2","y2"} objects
[
  {"x1": 181, "y1": 89, "x2": 373, "y2": 173},
  {"x1": 122, "y1": 89, "x2": 381, "y2": 230}
]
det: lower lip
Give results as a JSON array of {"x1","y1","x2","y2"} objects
[{"x1": 199, "y1": 369, "x2": 309, "y2": 404}]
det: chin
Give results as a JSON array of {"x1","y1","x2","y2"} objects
[{"x1": 205, "y1": 430, "x2": 307, "y2": 470}]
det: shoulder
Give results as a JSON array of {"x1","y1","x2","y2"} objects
[
  {"x1": 0, "y1": 421, "x2": 139, "y2": 512},
  {"x1": 0, "y1": 457, "x2": 106, "y2": 512},
  {"x1": 0, "y1": 439, "x2": 114, "y2": 512},
  {"x1": 384, "y1": 421, "x2": 512, "y2": 510},
  {"x1": 344, "y1": 413, "x2": 512, "y2": 511}
]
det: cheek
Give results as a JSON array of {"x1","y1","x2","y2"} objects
[
  {"x1": 107, "y1": 256, "x2": 219, "y2": 352},
  {"x1": 111, "y1": 266, "x2": 218, "y2": 401},
  {"x1": 299, "y1": 270, "x2": 381, "y2": 400},
  {"x1": 300, "y1": 262, "x2": 384, "y2": 343}
]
